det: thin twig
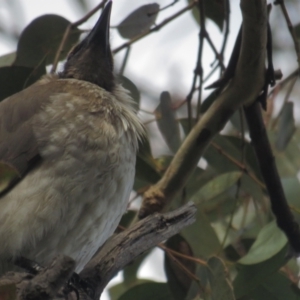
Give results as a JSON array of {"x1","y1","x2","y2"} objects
[
  {"x1": 268, "y1": 68, "x2": 298, "y2": 97},
  {"x1": 80, "y1": 203, "x2": 197, "y2": 299},
  {"x1": 211, "y1": 142, "x2": 265, "y2": 188},
  {"x1": 203, "y1": 64, "x2": 219, "y2": 83},
  {"x1": 159, "y1": 244, "x2": 207, "y2": 266},
  {"x1": 205, "y1": 33, "x2": 226, "y2": 71},
  {"x1": 159, "y1": 0, "x2": 180, "y2": 12},
  {"x1": 165, "y1": 250, "x2": 200, "y2": 283},
  {"x1": 271, "y1": 75, "x2": 298, "y2": 129},
  {"x1": 220, "y1": 110, "x2": 245, "y2": 250},
  {"x1": 118, "y1": 46, "x2": 131, "y2": 76}
]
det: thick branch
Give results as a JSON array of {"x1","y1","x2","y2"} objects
[
  {"x1": 80, "y1": 202, "x2": 197, "y2": 299},
  {"x1": 244, "y1": 102, "x2": 300, "y2": 253},
  {"x1": 139, "y1": 0, "x2": 268, "y2": 218}
]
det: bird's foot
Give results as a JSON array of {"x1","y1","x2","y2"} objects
[
  {"x1": 66, "y1": 272, "x2": 95, "y2": 299},
  {"x1": 14, "y1": 256, "x2": 44, "y2": 274}
]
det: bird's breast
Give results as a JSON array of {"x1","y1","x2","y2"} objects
[{"x1": 0, "y1": 81, "x2": 141, "y2": 272}]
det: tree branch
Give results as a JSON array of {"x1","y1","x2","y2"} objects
[
  {"x1": 139, "y1": 0, "x2": 268, "y2": 218},
  {"x1": 244, "y1": 102, "x2": 300, "y2": 253},
  {"x1": 80, "y1": 202, "x2": 197, "y2": 299}
]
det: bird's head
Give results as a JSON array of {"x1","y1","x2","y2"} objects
[{"x1": 60, "y1": 1, "x2": 114, "y2": 91}]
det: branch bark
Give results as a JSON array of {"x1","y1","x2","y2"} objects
[
  {"x1": 244, "y1": 102, "x2": 300, "y2": 253},
  {"x1": 139, "y1": 0, "x2": 268, "y2": 218},
  {"x1": 80, "y1": 202, "x2": 196, "y2": 299}
]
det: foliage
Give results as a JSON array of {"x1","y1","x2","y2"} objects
[{"x1": 1, "y1": 0, "x2": 300, "y2": 299}]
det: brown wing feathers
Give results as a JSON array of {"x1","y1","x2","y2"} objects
[{"x1": 0, "y1": 77, "x2": 61, "y2": 195}]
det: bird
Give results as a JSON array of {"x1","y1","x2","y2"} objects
[{"x1": 0, "y1": 1, "x2": 144, "y2": 274}]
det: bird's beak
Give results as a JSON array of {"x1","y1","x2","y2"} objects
[
  {"x1": 60, "y1": 0, "x2": 114, "y2": 90},
  {"x1": 85, "y1": 1, "x2": 112, "y2": 57}
]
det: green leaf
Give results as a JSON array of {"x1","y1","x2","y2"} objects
[
  {"x1": 14, "y1": 15, "x2": 81, "y2": 67},
  {"x1": 182, "y1": 209, "x2": 220, "y2": 257},
  {"x1": 164, "y1": 235, "x2": 195, "y2": 300},
  {"x1": 294, "y1": 23, "x2": 300, "y2": 39},
  {"x1": 249, "y1": 272, "x2": 300, "y2": 300},
  {"x1": 185, "y1": 166, "x2": 217, "y2": 200},
  {"x1": 155, "y1": 91, "x2": 181, "y2": 153},
  {"x1": 187, "y1": 0, "x2": 225, "y2": 31},
  {"x1": 275, "y1": 102, "x2": 296, "y2": 151},
  {"x1": 185, "y1": 264, "x2": 210, "y2": 300},
  {"x1": 203, "y1": 193, "x2": 237, "y2": 222},
  {"x1": 190, "y1": 171, "x2": 242, "y2": 205},
  {"x1": 118, "y1": 282, "x2": 172, "y2": 300},
  {"x1": 23, "y1": 57, "x2": 47, "y2": 88},
  {"x1": 186, "y1": 257, "x2": 234, "y2": 300},
  {"x1": 117, "y1": 4, "x2": 160, "y2": 39},
  {"x1": 207, "y1": 256, "x2": 235, "y2": 300},
  {"x1": 282, "y1": 177, "x2": 300, "y2": 208},
  {"x1": 0, "y1": 66, "x2": 33, "y2": 101},
  {"x1": 272, "y1": 131, "x2": 300, "y2": 177},
  {"x1": 233, "y1": 244, "x2": 289, "y2": 298},
  {"x1": 0, "y1": 52, "x2": 16, "y2": 67},
  {"x1": 204, "y1": 135, "x2": 241, "y2": 173},
  {"x1": 118, "y1": 75, "x2": 140, "y2": 108},
  {"x1": 109, "y1": 280, "x2": 152, "y2": 300},
  {"x1": 226, "y1": 136, "x2": 263, "y2": 182},
  {"x1": 135, "y1": 138, "x2": 161, "y2": 189},
  {"x1": 239, "y1": 221, "x2": 287, "y2": 265},
  {"x1": 230, "y1": 109, "x2": 249, "y2": 132}
]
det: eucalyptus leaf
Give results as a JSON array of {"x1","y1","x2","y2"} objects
[
  {"x1": 0, "y1": 52, "x2": 16, "y2": 67},
  {"x1": 182, "y1": 209, "x2": 220, "y2": 258},
  {"x1": 187, "y1": 0, "x2": 225, "y2": 31},
  {"x1": 14, "y1": 15, "x2": 81, "y2": 67},
  {"x1": 233, "y1": 244, "x2": 289, "y2": 298},
  {"x1": 275, "y1": 102, "x2": 296, "y2": 151},
  {"x1": 118, "y1": 282, "x2": 172, "y2": 300},
  {"x1": 164, "y1": 235, "x2": 195, "y2": 300},
  {"x1": 207, "y1": 256, "x2": 235, "y2": 300},
  {"x1": 249, "y1": 272, "x2": 300, "y2": 300},
  {"x1": 155, "y1": 91, "x2": 181, "y2": 153},
  {"x1": 239, "y1": 221, "x2": 287, "y2": 265},
  {"x1": 0, "y1": 66, "x2": 33, "y2": 101},
  {"x1": 190, "y1": 171, "x2": 242, "y2": 205},
  {"x1": 117, "y1": 4, "x2": 160, "y2": 39}
]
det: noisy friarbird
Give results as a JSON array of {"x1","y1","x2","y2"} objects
[{"x1": 0, "y1": 1, "x2": 144, "y2": 274}]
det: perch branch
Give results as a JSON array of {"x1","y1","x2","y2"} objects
[{"x1": 80, "y1": 202, "x2": 197, "y2": 299}]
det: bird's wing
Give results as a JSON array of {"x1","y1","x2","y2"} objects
[{"x1": 0, "y1": 76, "x2": 62, "y2": 195}]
